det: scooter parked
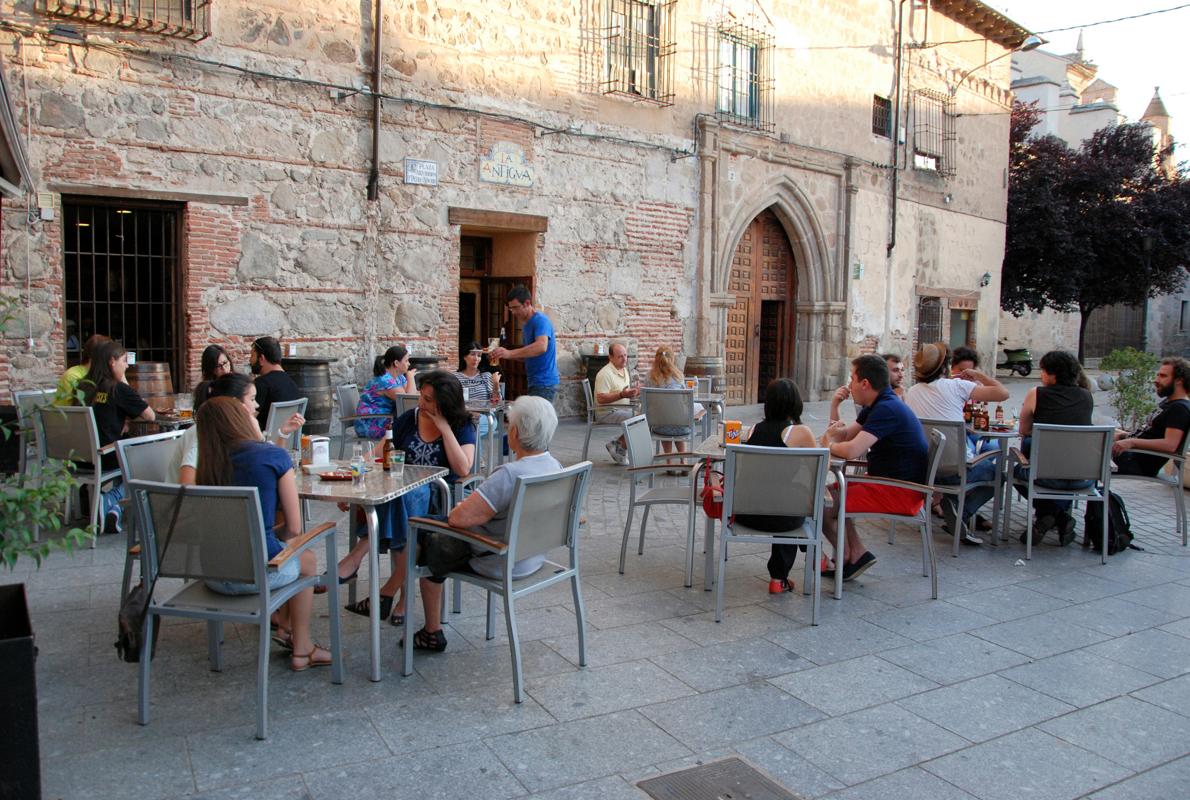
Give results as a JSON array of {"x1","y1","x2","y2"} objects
[{"x1": 997, "y1": 347, "x2": 1033, "y2": 376}]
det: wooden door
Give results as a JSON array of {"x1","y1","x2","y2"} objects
[
  {"x1": 482, "y1": 276, "x2": 534, "y2": 400},
  {"x1": 725, "y1": 209, "x2": 796, "y2": 404}
]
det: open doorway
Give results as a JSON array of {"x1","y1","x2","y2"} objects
[{"x1": 456, "y1": 229, "x2": 537, "y2": 399}]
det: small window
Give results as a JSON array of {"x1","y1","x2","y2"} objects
[
  {"x1": 39, "y1": 0, "x2": 211, "y2": 41},
  {"x1": 714, "y1": 25, "x2": 774, "y2": 131},
  {"x1": 1181, "y1": 301, "x2": 1188, "y2": 332},
  {"x1": 913, "y1": 89, "x2": 956, "y2": 177},
  {"x1": 872, "y1": 95, "x2": 892, "y2": 138},
  {"x1": 915, "y1": 296, "x2": 943, "y2": 351},
  {"x1": 459, "y1": 236, "x2": 493, "y2": 277},
  {"x1": 603, "y1": 0, "x2": 676, "y2": 105}
]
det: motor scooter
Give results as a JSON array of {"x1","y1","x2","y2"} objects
[{"x1": 997, "y1": 347, "x2": 1033, "y2": 376}]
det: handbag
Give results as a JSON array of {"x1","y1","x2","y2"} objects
[
  {"x1": 115, "y1": 486, "x2": 187, "y2": 663},
  {"x1": 700, "y1": 456, "x2": 725, "y2": 520}
]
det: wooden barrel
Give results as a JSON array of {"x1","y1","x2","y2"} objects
[
  {"x1": 126, "y1": 362, "x2": 175, "y2": 413},
  {"x1": 282, "y1": 357, "x2": 335, "y2": 435},
  {"x1": 683, "y1": 355, "x2": 726, "y2": 395}
]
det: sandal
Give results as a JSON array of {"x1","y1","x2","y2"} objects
[
  {"x1": 270, "y1": 627, "x2": 294, "y2": 650},
  {"x1": 389, "y1": 611, "x2": 405, "y2": 627},
  {"x1": 345, "y1": 594, "x2": 393, "y2": 620},
  {"x1": 290, "y1": 644, "x2": 332, "y2": 672},
  {"x1": 400, "y1": 627, "x2": 447, "y2": 652}
]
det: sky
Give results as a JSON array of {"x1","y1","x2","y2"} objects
[{"x1": 991, "y1": 1, "x2": 1187, "y2": 146}]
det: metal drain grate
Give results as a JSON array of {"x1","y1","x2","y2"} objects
[{"x1": 636, "y1": 757, "x2": 806, "y2": 800}]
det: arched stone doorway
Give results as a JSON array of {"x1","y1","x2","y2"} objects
[{"x1": 725, "y1": 207, "x2": 797, "y2": 404}]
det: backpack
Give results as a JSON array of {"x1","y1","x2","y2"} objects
[{"x1": 1083, "y1": 491, "x2": 1137, "y2": 555}]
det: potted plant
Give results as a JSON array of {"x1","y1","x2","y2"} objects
[
  {"x1": 1099, "y1": 347, "x2": 1160, "y2": 432},
  {"x1": 1, "y1": 299, "x2": 94, "y2": 799}
]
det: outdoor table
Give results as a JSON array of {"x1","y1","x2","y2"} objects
[
  {"x1": 127, "y1": 414, "x2": 194, "y2": 437},
  {"x1": 969, "y1": 426, "x2": 1020, "y2": 544},
  {"x1": 466, "y1": 400, "x2": 508, "y2": 475},
  {"x1": 296, "y1": 461, "x2": 449, "y2": 681},
  {"x1": 691, "y1": 434, "x2": 844, "y2": 590},
  {"x1": 694, "y1": 393, "x2": 725, "y2": 439}
]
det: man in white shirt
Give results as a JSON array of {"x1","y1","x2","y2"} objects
[
  {"x1": 592, "y1": 342, "x2": 639, "y2": 464},
  {"x1": 904, "y1": 342, "x2": 1009, "y2": 544}
]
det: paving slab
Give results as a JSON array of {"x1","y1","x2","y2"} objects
[
  {"x1": 862, "y1": 600, "x2": 998, "y2": 642},
  {"x1": 1039, "y1": 696, "x2": 1190, "y2": 771},
  {"x1": 650, "y1": 636, "x2": 812, "y2": 692},
  {"x1": 822, "y1": 767, "x2": 979, "y2": 800},
  {"x1": 1130, "y1": 672, "x2": 1190, "y2": 717},
  {"x1": 877, "y1": 633, "x2": 1031, "y2": 685},
  {"x1": 897, "y1": 674, "x2": 1074, "y2": 742},
  {"x1": 999, "y1": 649, "x2": 1162, "y2": 708},
  {"x1": 769, "y1": 655, "x2": 938, "y2": 717},
  {"x1": 970, "y1": 611, "x2": 1112, "y2": 659},
  {"x1": 1086, "y1": 628, "x2": 1190, "y2": 679},
  {"x1": 766, "y1": 618, "x2": 913, "y2": 665},
  {"x1": 527, "y1": 659, "x2": 695, "y2": 721},
  {"x1": 1086, "y1": 755, "x2": 1190, "y2": 799}
]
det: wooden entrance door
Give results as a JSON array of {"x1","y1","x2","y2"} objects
[{"x1": 725, "y1": 209, "x2": 796, "y2": 404}]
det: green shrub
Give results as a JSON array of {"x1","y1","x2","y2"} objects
[{"x1": 1099, "y1": 347, "x2": 1160, "y2": 432}]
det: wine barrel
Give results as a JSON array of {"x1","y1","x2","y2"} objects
[
  {"x1": 126, "y1": 362, "x2": 175, "y2": 413},
  {"x1": 683, "y1": 355, "x2": 726, "y2": 396},
  {"x1": 282, "y1": 357, "x2": 336, "y2": 435}
]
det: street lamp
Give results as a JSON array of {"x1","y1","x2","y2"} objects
[{"x1": 950, "y1": 34, "x2": 1043, "y2": 97}]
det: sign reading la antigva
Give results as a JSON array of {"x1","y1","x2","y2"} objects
[{"x1": 479, "y1": 142, "x2": 534, "y2": 187}]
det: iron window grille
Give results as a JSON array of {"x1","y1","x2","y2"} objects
[
  {"x1": 39, "y1": 0, "x2": 211, "y2": 42},
  {"x1": 915, "y1": 296, "x2": 943, "y2": 352},
  {"x1": 872, "y1": 95, "x2": 892, "y2": 138},
  {"x1": 913, "y1": 89, "x2": 956, "y2": 177},
  {"x1": 713, "y1": 22, "x2": 774, "y2": 132},
  {"x1": 603, "y1": 0, "x2": 676, "y2": 105}
]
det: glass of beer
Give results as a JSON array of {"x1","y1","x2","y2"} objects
[{"x1": 175, "y1": 393, "x2": 193, "y2": 419}]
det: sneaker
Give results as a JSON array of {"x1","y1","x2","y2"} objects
[
  {"x1": 1021, "y1": 514, "x2": 1056, "y2": 545},
  {"x1": 842, "y1": 551, "x2": 877, "y2": 582},
  {"x1": 1057, "y1": 513, "x2": 1077, "y2": 546},
  {"x1": 103, "y1": 511, "x2": 121, "y2": 535},
  {"x1": 768, "y1": 578, "x2": 795, "y2": 594},
  {"x1": 605, "y1": 440, "x2": 627, "y2": 465}
]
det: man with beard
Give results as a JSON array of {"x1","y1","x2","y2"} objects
[
  {"x1": 1112, "y1": 357, "x2": 1190, "y2": 477},
  {"x1": 251, "y1": 336, "x2": 300, "y2": 431}
]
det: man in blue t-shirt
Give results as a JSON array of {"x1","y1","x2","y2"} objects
[
  {"x1": 490, "y1": 285, "x2": 559, "y2": 401},
  {"x1": 819, "y1": 354, "x2": 930, "y2": 582}
]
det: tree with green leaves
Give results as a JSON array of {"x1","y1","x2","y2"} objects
[{"x1": 1001, "y1": 101, "x2": 1190, "y2": 362}]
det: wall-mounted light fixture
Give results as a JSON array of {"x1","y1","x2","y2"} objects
[{"x1": 979, "y1": 271, "x2": 992, "y2": 288}]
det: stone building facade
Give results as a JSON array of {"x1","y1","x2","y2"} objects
[{"x1": 0, "y1": 0, "x2": 1028, "y2": 411}]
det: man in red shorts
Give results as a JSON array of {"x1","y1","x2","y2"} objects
[{"x1": 819, "y1": 354, "x2": 929, "y2": 581}]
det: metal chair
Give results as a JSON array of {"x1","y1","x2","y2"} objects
[
  {"x1": 919, "y1": 418, "x2": 1000, "y2": 557},
  {"x1": 129, "y1": 480, "x2": 342, "y2": 740},
  {"x1": 36, "y1": 405, "x2": 119, "y2": 548},
  {"x1": 15, "y1": 389, "x2": 56, "y2": 477},
  {"x1": 1109, "y1": 432, "x2": 1190, "y2": 547},
  {"x1": 394, "y1": 393, "x2": 419, "y2": 418},
  {"x1": 1003, "y1": 424, "x2": 1115, "y2": 563},
  {"x1": 618, "y1": 415, "x2": 699, "y2": 587},
  {"x1": 836, "y1": 429, "x2": 946, "y2": 601},
  {"x1": 717, "y1": 445, "x2": 831, "y2": 625},
  {"x1": 115, "y1": 431, "x2": 186, "y2": 600},
  {"x1": 264, "y1": 397, "x2": 307, "y2": 451},
  {"x1": 334, "y1": 383, "x2": 391, "y2": 458},
  {"x1": 641, "y1": 387, "x2": 699, "y2": 455},
  {"x1": 579, "y1": 378, "x2": 634, "y2": 462},
  {"x1": 406, "y1": 461, "x2": 592, "y2": 702}
]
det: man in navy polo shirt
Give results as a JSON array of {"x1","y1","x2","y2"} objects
[
  {"x1": 490, "y1": 286, "x2": 559, "y2": 402},
  {"x1": 820, "y1": 354, "x2": 929, "y2": 581}
]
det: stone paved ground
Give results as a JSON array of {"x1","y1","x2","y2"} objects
[{"x1": 13, "y1": 378, "x2": 1190, "y2": 800}]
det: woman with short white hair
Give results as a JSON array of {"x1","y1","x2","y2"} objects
[{"x1": 404, "y1": 394, "x2": 561, "y2": 653}]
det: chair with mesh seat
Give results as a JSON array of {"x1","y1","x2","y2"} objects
[
  {"x1": 334, "y1": 384, "x2": 392, "y2": 458},
  {"x1": 36, "y1": 405, "x2": 119, "y2": 548},
  {"x1": 580, "y1": 378, "x2": 636, "y2": 462},
  {"x1": 640, "y1": 387, "x2": 699, "y2": 456},
  {"x1": 717, "y1": 445, "x2": 831, "y2": 624},
  {"x1": 129, "y1": 480, "x2": 342, "y2": 740},
  {"x1": 919, "y1": 418, "x2": 1001, "y2": 557},
  {"x1": 394, "y1": 393, "x2": 419, "y2": 418},
  {"x1": 618, "y1": 414, "x2": 700, "y2": 587},
  {"x1": 406, "y1": 461, "x2": 592, "y2": 702},
  {"x1": 115, "y1": 431, "x2": 186, "y2": 600},
  {"x1": 264, "y1": 397, "x2": 307, "y2": 451},
  {"x1": 836, "y1": 428, "x2": 946, "y2": 601},
  {"x1": 1109, "y1": 431, "x2": 1189, "y2": 547},
  {"x1": 15, "y1": 388, "x2": 56, "y2": 478},
  {"x1": 1002, "y1": 424, "x2": 1114, "y2": 562}
]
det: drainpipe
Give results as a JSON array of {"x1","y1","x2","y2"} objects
[
  {"x1": 887, "y1": 0, "x2": 908, "y2": 256},
  {"x1": 366, "y1": 0, "x2": 383, "y2": 201}
]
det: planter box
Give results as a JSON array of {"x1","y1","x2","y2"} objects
[{"x1": 0, "y1": 583, "x2": 40, "y2": 800}]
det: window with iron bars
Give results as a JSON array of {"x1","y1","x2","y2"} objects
[
  {"x1": 715, "y1": 25, "x2": 774, "y2": 132},
  {"x1": 872, "y1": 95, "x2": 892, "y2": 138},
  {"x1": 603, "y1": 0, "x2": 676, "y2": 105},
  {"x1": 913, "y1": 89, "x2": 956, "y2": 177},
  {"x1": 38, "y1": 0, "x2": 210, "y2": 41}
]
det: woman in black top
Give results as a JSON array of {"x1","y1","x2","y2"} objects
[
  {"x1": 735, "y1": 378, "x2": 817, "y2": 594},
  {"x1": 81, "y1": 340, "x2": 155, "y2": 533},
  {"x1": 1016, "y1": 350, "x2": 1094, "y2": 545}
]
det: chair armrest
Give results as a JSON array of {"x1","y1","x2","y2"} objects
[
  {"x1": 1009, "y1": 447, "x2": 1027, "y2": 466},
  {"x1": 651, "y1": 453, "x2": 698, "y2": 463},
  {"x1": 408, "y1": 515, "x2": 508, "y2": 555},
  {"x1": 339, "y1": 413, "x2": 392, "y2": 423},
  {"x1": 627, "y1": 464, "x2": 694, "y2": 475},
  {"x1": 1123, "y1": 445, "x2": 1181, "y2": 463},
  {"x1": 969, "y1": 449, "x2": 1000, "y2": 466},
  {"x1": 845, "y1": 474, "x2": 932, "y2": 496},
  {"x1": 268, "y1": 521, "x2": 336, "y2": 568},
  {"x1": 98, "y1": 443, "x2": 115, "y2": 455}
]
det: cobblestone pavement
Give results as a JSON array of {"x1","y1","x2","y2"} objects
[{"x1": 13, "y1": 378, "x2": 1190, "y2": 799}]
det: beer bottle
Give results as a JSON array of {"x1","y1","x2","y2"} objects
[{"x1": 382, "y1": 429, "x2": 395, "y2": 472}]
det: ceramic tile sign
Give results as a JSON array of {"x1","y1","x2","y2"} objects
[
  {"x1": 479, "y1": 142, "x2": 534, "y2": 187},
  {"x1": 404, "y1": 158, "x2": 439, "y2": 186}
]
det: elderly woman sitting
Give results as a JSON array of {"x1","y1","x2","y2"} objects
[{"x1": 405, "y1": 394, "x2": 561, "y2": 652}]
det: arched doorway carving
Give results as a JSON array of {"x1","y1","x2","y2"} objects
[{"x1": 725, "y1": 208, "x2": 797, "y2": 404}]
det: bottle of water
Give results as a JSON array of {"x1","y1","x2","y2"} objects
[{"x1": 350, "y1": 444, "x2": 366, "y2": 486}]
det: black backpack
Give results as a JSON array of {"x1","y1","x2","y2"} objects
[{"x1": 1083, "y1": 491, "x2": 1137, "y2": 555}]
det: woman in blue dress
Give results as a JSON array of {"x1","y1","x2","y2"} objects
[
  {"x1": 339, "y1": 370, "x2": 476, "y2": 625},
  {"x1": 354, "y1": 345, "x2": 418, "y2": 441}
]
